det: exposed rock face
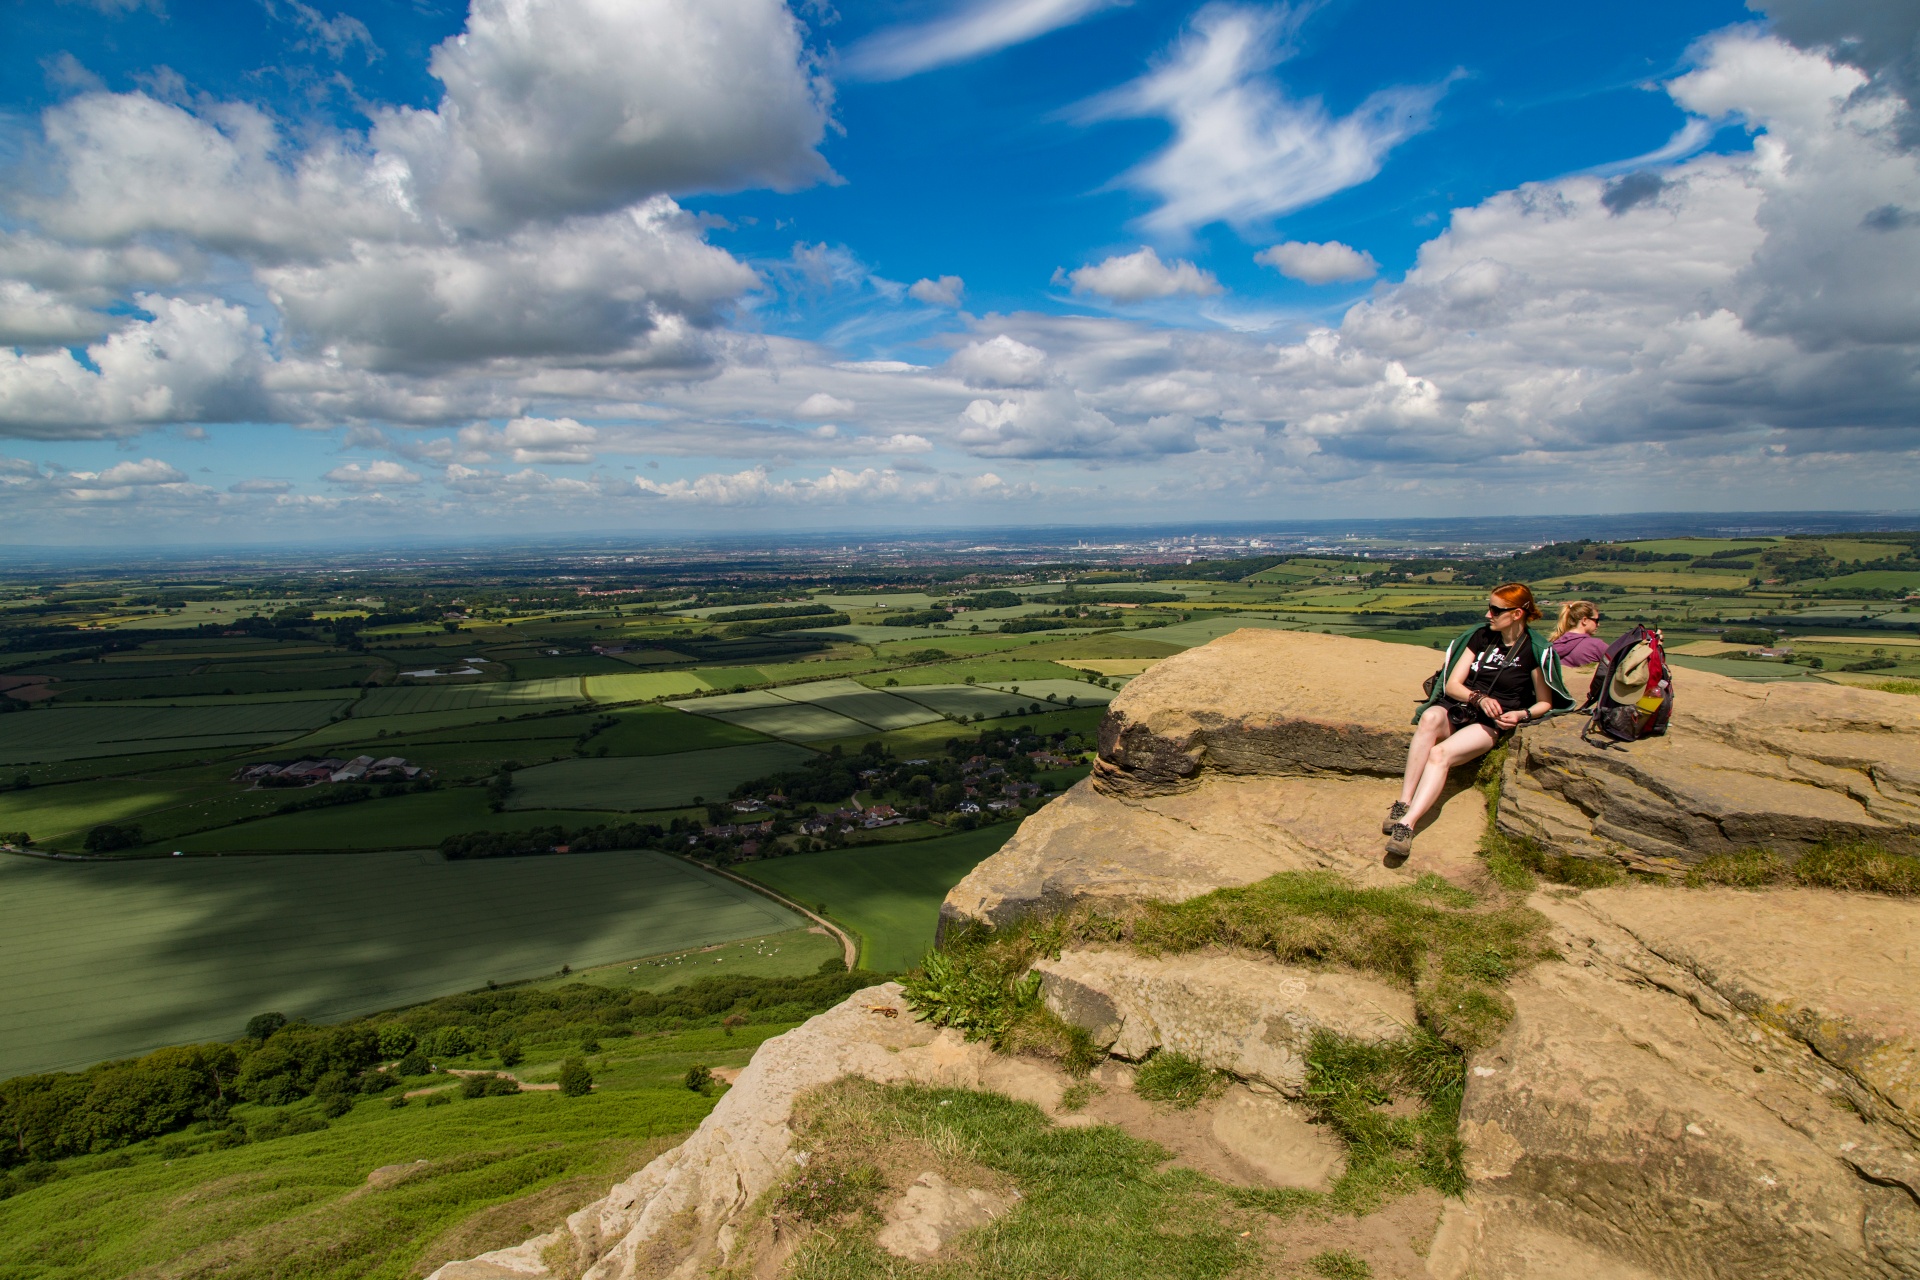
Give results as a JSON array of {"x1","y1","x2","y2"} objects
[
  {"x1": 1093, "y1": 628, "x2": 1431, "y2": 797},
  {"x1": 874, "y1": 1171, "x2": 1018, "y2": 1261},
  {"x1": 1209, "y1": 1090, "x2": 1348, "y2": 1191},
  {"x1": 426, "y1": 984, "x2": 1024, "y2": 1280},
  {"x1": 1033, "y1": 948, "x2": 1414, "y2": 1093},
  {"x1": 1442, "y1": 885, "x2": 1920, "y2": 1280},
  {"x1": 1501, "y1": 670, "x2": 1920, "y2": 872}
]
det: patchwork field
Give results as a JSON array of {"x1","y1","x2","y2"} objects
[
  {"x1": 356, "y1": 679, "x2": 584, "y2": 716},
  {"x1": 769, "y1": 678, "x2": 945, "y2": 729},
  {"x1": 0, "y1": 849, "x2": 801, "y2": 1076},
  {"x1": 705, "y1": 702, "x2": 874, "y2": 741},
  {"x1": 0, "y1": 700, "x2": 352, "y2": 763},
  {"x1": 738, "y1": 824, "x2": 1018, "y2": 972},
  {"x1": 504, "y1": 743, "x2": 815, "y2": 811}
]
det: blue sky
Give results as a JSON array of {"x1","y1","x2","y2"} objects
[{"x1": 0, "y1": 0, "x2": 1916, "y2": 541}]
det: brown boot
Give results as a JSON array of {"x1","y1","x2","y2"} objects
[
  {"x1": 1381, "y1": 801, "x2": 1409, "y2": 835},
  {"x1": 1385, "y1": 823, "x2": 1414, "y2": 859}
]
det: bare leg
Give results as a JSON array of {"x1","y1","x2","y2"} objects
[
  {"x1": 1401, "y1": 705, "x2": 1453, "y2": 804},
  {"x1": 1405, "y1": 723, "x2": 1498, "y2": 827}
]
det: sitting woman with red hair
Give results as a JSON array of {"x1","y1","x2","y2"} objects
[{"x1": 1385, "y1": 582, "x2": 1574, "y2": 861}]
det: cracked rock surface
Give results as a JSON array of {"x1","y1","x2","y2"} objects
[
  {"x1": 1500, "y1": 667, "x2": 1920, "y2": 872},
  {"x1": 1439, "y1": 886, "x2": 1920, "y2": 1280}
]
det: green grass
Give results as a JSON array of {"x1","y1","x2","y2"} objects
[
  {"x1": 358, "y1": 680, "x2": 584, "y2": 717},
  {"x1": 583, "y1": 671, "x2": 710, "y2": 702},
  {"x1": 737, "y1": 825, "x2": 1019, "y2": 972},
  {"x1": 705, "y1": 702, "x2": 878, "y2": 741},
  {"x1": 591, "y1": 704, "x2": 775, "y2": 755},
  {"x1": 0, "y1": 849, "x2": 801, "y2": 1076},
  {"x1": 0, "y1": 1084, "x2": 711, "y2": 1280},
  {"x1": 509, "y1": 654, "x2": 638, "y2": 679},
  {"x1": 1687, "y1": 841, "x2": 1920, "y2": 895},
  {"x1": 772, "y1": 1078, "x2": 1270, "y2": 1280},
  {"x1": 887, "y1": 683, "x2": 1061, "y2": 719},
  {"x1": 0, "y1": 701, "x2": 352, "y2": 763},
  {"x1": 1126, "y1": 616, "x2": 1303, "y2": 649},
  {"x1": 685, "y1": 665, "x2": 766, "y2": 688},
  {"x1": 504, "y1": 743, "x2": 816, "y2": 811},
  {"x1": 555, "y1": 928, "x2": 844, "y2": 993},
  {"x1": 769, "y1": 678, "x2": 945, "y2": 730},
  {"x1": 1808, "y1": 570, "x2": 1920, "y2": 591}
]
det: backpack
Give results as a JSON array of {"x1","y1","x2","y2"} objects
[{"x1": 1579, "y1": 625, "x2": 1674, "y2": 746}]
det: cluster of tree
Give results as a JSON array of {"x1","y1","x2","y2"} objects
[
  {"x1": 998, "y1": 617, "x2": 1074, "y2": 634},
  {"x1": 0, "y1": 965, "x2": 877, "y2": 1176},
  {"x1": 705, "y1": 602, "x2": 836, "y2": 623},
  {"x1": 1381, "y1": 610, "x2": 1488, "y2": 632},
  {"x1": 83, "y1": 824, "x2": 143, "y2": 853},
  {"x1": 879, "y1": 609, "x2": 954, "y2": 627},
  {"x1": 440, "y1": 817, "x2": 719, "y2": 859},
  {"x1": 1142, "y1": 555, "x2": 1293, "y2": 582},
  {"x1": 721, "y1": 612, "x2": 850, "y2": 638},
  {"x1": 949, "y1": 590, "x2": 1024, "y2": 609}
]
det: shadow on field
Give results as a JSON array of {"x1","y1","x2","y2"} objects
[{"x1": 0, "y1": 850, "x2": 799, "y2": 1077}]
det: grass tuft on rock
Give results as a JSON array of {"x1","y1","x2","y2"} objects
[
  {"x1": 1132, "y1": 1051, "x2": 1227, "y2": 1109},
  {"x1": 1476, "y1": 744, "x2": 1627, "y2": 890},
  {"x1": 1304, "y1": 1029, "x2": 1466, "y2": 1211},
  {"x1": 1688, "y1": 841, "x2": 1920, "y2": 896},
  {"x1": 764, "y1": 1078, "x2": 1270, "y2": 1280}
]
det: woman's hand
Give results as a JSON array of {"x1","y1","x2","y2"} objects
[
  {"x1": 1494, "y1": 707, "x2": 1528, "y2": 729},
  {"x1": 1478, "y1": 695, "x2": 1503, "y2": 721}
]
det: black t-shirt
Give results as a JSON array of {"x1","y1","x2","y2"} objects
[{"x1": 1463, "y1": 626, "x2": 1539, "y2": 713}]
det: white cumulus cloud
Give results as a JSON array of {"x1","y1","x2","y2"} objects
[
  {"x1": 908, "y1": 275, "x2": 966, "y2": 306},
  {"x1": 794, "y1": 392, "x2": 856, "y2": 418},
  {"x1": 324, "y1": 459, "x2": 423, "y2": 488},
  {"x1": 1255, "y1": 240, "x2": 1378, "y2": 284},
  {"x1": 1062, "y1": 247, "x2": 1222, "y2": 301}
]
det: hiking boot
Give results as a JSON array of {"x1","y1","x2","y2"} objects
[
  {"x1": 1385, "y1": 823, "x2": 1414, "y2": 859},
  {"x1": 1381, "y1": 801, "x2": 1409, "y2": 835}
]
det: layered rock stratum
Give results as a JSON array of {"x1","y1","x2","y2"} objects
[{"x1": 438, "y1": 629, "x2": 1920, "y2": 1280}]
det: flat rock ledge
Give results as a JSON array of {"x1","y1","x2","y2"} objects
[
  {"x1": 1500, "y1": 666, "x2": 1920, "y2": 873},
  {"x1": 1034, "y1": 948, "x2": 1414, "y2": 1094},
  {"x1": 1436, "y1": 885, "x2": 1920, "y2": 1280}
]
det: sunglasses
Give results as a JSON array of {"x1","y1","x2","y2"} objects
[{"x1": 1486, "y1": 605, "x2": 1521, "y2": 616}]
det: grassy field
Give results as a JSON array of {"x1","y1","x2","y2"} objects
[
  {"x1": 0, "y1": 849, "x2": 802, "y2": 1076},
  {"x1": 505, "y1": 743, "x2": 816, "y2": 811},
  {"x1": 591, "y1": 705, "x2": 774, "y2": 755},
  {"x1": 0, "y1": 700, "x2": 352, "y2": 763},
  {"x1": 738, "y1": 825, "x2": 1019, "y2": 971},
  {"x1": 583, "y1": 671, "x2": 710, "y2": 702},
  {"x1": 126, "y1": 788, "x2": 639, "y2": 854},
  {"x1": 557, "y1": 926, "x2": 844, "y2": 993},
  {"x1": 706, "y1": 702, "x2": 877, "y2": 741},
  {"x1": 0, "y1": 1078, "x2": 712, "y2": 1280},
  {"x1": 358, "y1": 680, "x2": 585, "y2": 716},
  {"x1": 769, "y1": 678, "x2": 946, "y2": 730}
]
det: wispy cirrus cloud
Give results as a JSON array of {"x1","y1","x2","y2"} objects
[
  {"x1": 1083, "y1": 4, "x2": 1450, "y2": 237},
  {"x1": 843, "y1": 0, "x2": 1126, "y2": 81}
]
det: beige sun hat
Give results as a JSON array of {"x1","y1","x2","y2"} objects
[{"x1": 1608, "y1": 640, "x2": 1653, "y2": 705}]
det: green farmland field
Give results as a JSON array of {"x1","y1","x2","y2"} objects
[
  {"x1": 356, "y1": 679, "x2": 584, "y2": 717},
  {"x1": 0, "y1": 849, "x2": 801, "y2": 1076},
  {"x1": 706, "y1": 702, "x2": 874, "y2": 741},
  {"x1": 133, "y1": 788, "x2": 617, "y2": 854},
  {"x1": 590, "y1": 704, "x2": 775, "y2": 755},
  {"x1": 504, "y1": 743, "x2": 815, "y2": 811},
  {"x1": 583, "y1": 670, "x2": 710, "y2": 702},
  {"x1": 770, "y1": 678, "x2": 945, "y2": 730},
  {"x1": 0, "y1": 700, "x2": 352, "y2": 763},
  {"x1": 890, "y1": 683, "x2": 1057, "y2": 720},
  {"x1": 738, "y1": 824, "x2": 1019, "y2": 971}
]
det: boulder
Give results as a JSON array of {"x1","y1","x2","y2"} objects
[
  {"x1": 1033, "y1": 947, "x2": 1415, "y2": 1094},
  {"x1": 1442, "y1": 886, "x2": 1920, "y2": 1280},
  {"x1": 1501, "y1": 667, "x2": 1920, "y2": 872},
  {"x1": 1093, "y1": 628, "x2": 1433, "y2": 797}
]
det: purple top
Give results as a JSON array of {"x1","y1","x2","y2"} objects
[{"x1": 1552, "y1": 631, "x2": 1609, "y2": 667}]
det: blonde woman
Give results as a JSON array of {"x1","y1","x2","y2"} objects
[
  {"x1": 1386, "y1": 583, "x2": 1573, "y2": 861},
  {"x1": 1549, "y1": 600, "x2": 1607, "y2": 667}
]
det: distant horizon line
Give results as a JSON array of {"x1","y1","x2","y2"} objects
[{"x1": 3, "y1": 508, "x2": 1917, "y2": 563}]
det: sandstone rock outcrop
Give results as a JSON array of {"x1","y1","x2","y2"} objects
[
  {"x1": 874, "y1": 1171, "x2": 1018, "y2": 1261},
  {"x1": 1034, "y1": 948, "x2": 1414, "y2": 1093},
  {"x1": 1440, "y1": 884, "x2": 1920, "y2": 1280},
  {"x1": 1500, "y1": 668, "x2": 1920, "y2": 872},
  {"x1": 427, "y1": 984, "x2": 1023, "y2": 1280}
]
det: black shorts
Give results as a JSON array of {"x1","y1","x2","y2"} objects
[{"x1": 1443, "y1": 699, "x2": 1515, "y2": 739}]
